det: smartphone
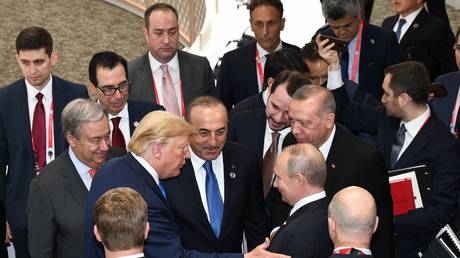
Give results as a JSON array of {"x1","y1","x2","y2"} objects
[
  {"x1": 429, "y1": 83, "x2": 447, "y2": 98},
  {"x1": 319, "y1": 34, "x2": 348, "y2": 53}
]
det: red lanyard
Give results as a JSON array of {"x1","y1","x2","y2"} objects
[
  {"x1": 449, "y1": 88, "x2": 460, "y2": 132},
  {"x1": 351, "y1": 19, "x2": 364, "y2": 82},
  {"x1": 31, "y1": 98, "x2": 54, "y2": 163},
  {"x1": 151, "y1": 71, "x2": 186, "y2": 117},
  {"x1": 255, "y1": 49, "x2": 264, "y2": 92}
]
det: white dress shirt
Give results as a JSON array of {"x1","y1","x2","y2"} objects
[
  {"x1": 108, "y1": 102, "x2": 130, "y2": 147},
  {"x1": 148, "y1": 52, "x2": 182, "y2": 109},
  {"x1": 26, "y1": 75, "x2": 56, "y2": 163},
  {"x1": 346, "y1": 33, "x2": 360, "y2": 83},
  {"x1": 392, "y1": 7, "x2": 423, "y2": 42},
  {"x1": 190, "y1": 148, "x2": 225, "y2": 221},
  {"x1": 289, "y1": 191, "x2": 327, "y2": 216},
  {"x1": 263, "y1": 120, "x2": 291, "y2": 158},
  {"x1": 256, "y1": 42, "x2": 283, "y2": 91},
  {"x1": 68, "y1": 147, "x2": 93, "y2": 190},
  {"x1": 398, "y1": 105, "x2": 431, "y2": 160},
  {"x1": 116, "y1": 253, "x2": 145, "y2": 258},
  {"x1": 318, "y1": 125, "x2": 336, "y2": 160}
]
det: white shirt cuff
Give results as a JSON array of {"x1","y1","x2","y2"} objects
[{"x1": 327, "y1": 66, "x2": 344, "y2": 90}]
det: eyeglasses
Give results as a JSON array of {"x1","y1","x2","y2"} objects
[
  {"x1": 97, "y1": 81, "x2": 130, "y2": 96},
  {"x1": 453, "y1": 44, "x2": 460, "y2": 51}
]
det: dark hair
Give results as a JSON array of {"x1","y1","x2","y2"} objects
[
  {"x1": 384, "y1": 61, "x2": 430, "y2": 105},
  {"x1": 322, "y1": 0, "x2": 360, "y2": 21},
  {"x1": 270, "y1": 70, "x2": 311, "y2": 97},
  {"x1": 302, "y1": 42, "x2": 323, "y2": 73},
  {"x1": 185, "y1": 95, "x2": 227, "y2": 121},
  {"x1": 248, "y1": 0, "x2": 284, "y2": 18},
  {"x1": 16, "y1": 27, "x2": 53, "y2": 56},
  {"x1": 263, "y1": 48, "x2": 307, "y2": 90},
  {"x1": 88, "y1": 51, "x2": 128, "y2": 86},
  {"x1": 144, "y1": 3, "x2": 179, "y2": 28}
]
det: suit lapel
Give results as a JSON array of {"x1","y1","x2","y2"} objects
[
  {"x1": 177, "y1": 50, "x2": 192, "y2": 107},
  {"x1": 384, "y1": 118, "x2": 401, "y2": 169},
  {"x1": 127, "y1": 101, "x2": 139, "y2": 135},
  {"x1": 256, "y1": 111, "x2": 268, "y2": 158},
  {"x1": 61, "y1": 151, "x2": 88, "y2": 208},
  {"x1": 220, "y1": 145, "x2": 235, "y2": 240},
  {"x1": 15, "y1": 81, "x2": 35, "y2": 160},
  {"x1": 140, "y1": 53, "x2": 158, "y2": 104},
  {"x1": 400, "y1": 9, "x2": 428, "y2": 45},
  {"x1": 52, "y1": 76, "x2": 67, "y2": 154}
]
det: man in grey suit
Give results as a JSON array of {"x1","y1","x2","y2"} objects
[
  {"x1": 128, "y1": 3, "x2": 215, "y2": 116},
  {"x1": 27, "y1": 99, "x2": 120, "y2": 258}
]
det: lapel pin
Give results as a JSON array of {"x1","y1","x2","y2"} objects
[
  {"x1": 331, "y1": 163, "x2": 336, "y2": 169},
  {"x1": 133, "y1": 121, "x2": 139, "y2": 127},
  {"x1": 370, "y1": 39, "x2": 375, "y2": 44},
  {"x1": 229, "y1": 172, "x2": 236, "y2": 179},
  {"x1": 413, "y1": 23, "x2": 419, "y2": 28}
]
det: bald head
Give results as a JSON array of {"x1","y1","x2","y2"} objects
[{"x1": 328, "y1": 186, "x2": 378, "y2": 248}]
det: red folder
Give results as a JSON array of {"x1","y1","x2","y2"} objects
[{"x1": 390, "y1": 178, "x2": 416, "y2": 216}]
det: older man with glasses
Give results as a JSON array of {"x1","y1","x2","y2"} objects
[{"x1": 88, "y1": 51, "x2": 164, "y2": 149}]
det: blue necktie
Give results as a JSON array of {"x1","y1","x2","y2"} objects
[
  {"x1": 158, "y1": 182, "x2": 167, "y2": 199},
  {"x1": 204, "y1": 160, "x2": 223, "y2": 238},
  {"x1": 395, "y1": 19, "x2": 407, "y2": 42}
]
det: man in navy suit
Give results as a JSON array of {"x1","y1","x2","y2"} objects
[
  {"x1": 217, "y1": 0, "x2": 298, "y2": 111},
  {"x1": 328, "y1": 187, "x2": 377, "y2": 258},
  {"x1": 0, "y1": 26, "x2": 87, "y2": 258},
  {"x1": 163, "y1": 96, "x2": 267, "y2": 252},
  {"x1": 88, "y1": 51, "x2": 164, "y2": 149},
  {"x1": 85, "y1": 111, "x2": 290, "y2": 258},
  {"x1": 382, "y1": 0, "x2": 456, "y2": 81},
  {"x1": 93, "y1": 187, "x2": 149, "y2": 258},
  {"x1": 319, "y1": 0, "x2": 403, "y2": 100},
  {"x1": 319, "y1": 35, "x2": 460, "y2": 257}
]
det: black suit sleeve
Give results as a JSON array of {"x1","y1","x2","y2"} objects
[{"x1": 27, "y1": 178, "x2": 56, "y2": 258}]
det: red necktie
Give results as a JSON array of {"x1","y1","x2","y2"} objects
[
  {"x1": 111, "y1": 117, "x2": 126, "y2": 149},
  {"x1": 160, "y1": 64, "x2": 181, "y2": 115},
  {"x1": 88, "y1": 168, "x2": 98, "y2": 178},
  {"x1": 32, "y1": 93, "x2": 46, "y2": 171}
]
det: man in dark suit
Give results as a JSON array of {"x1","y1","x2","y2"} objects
[
  {"x1": 268, "y1": 143, "x2": 333, "y2": 258},
  {"x1": 328, "y1": 186, "x2": 377, "y2": 258},
  {"x1": 283, "y1": 86, "x2": 394, "y2": 258},
  {"x1": 85, "y1": 111, "x2": 290, "y2": 258},
  {"x1": 320, "y1": 0, "x2": 404, "y2": 100},
  {"x1": 128, "y1": 3, "x2": 215, "y2": 115},
  {"x1": 217, "y1": 0, "x2": 298, "y2": 111},
  {"x1": 27, "y1": 99, "x2": 123, "y2": 258},
  {"x1": 0, "y1": 26, "x2": 87, "y2": 258},
  {"x1": 228, "y1": 47, "x2": 306, "y2": 120},
  {"x1": 163, "y1": 96, "x2": 267, "y2": 252},
  {"x1": 88, "y1": 51, "x2": 164, "y2": 149},
  {"x1": 430, "y1": 27, "x2": 460, "y2": 135},
  {"x1": 93, "y1": 187, "x2": 149, "y2": 258},
  {"x1": 382, "y1": 0, "x2": 456, "y2": 82},
  {"x1": 319, "y1": 37, "x2": 460, "y2": 257},
  {"x1": 427, "y1": 0, "x2": 450, "y2": 26}
]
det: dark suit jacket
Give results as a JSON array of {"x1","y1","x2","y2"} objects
[
  {"x1": 333, "y1": 85, "x2": 460, "y2": 258},
  {"x1": 320, "y1": 23, "x2": 404, "y2": 99},
  {"x1": 268, "y1": 197, "x2": 333, "y2": 258},
  {"x1": 128, "y1": 51, "x2": 216, "y2": 109},
  {"x1": 126, "y1": 100, "x2": 165, "y2": 135},
  {"x1": 382, "y1": 8, "x2": 456, "y2": 81},
  {"x1": 217, "y1": 42, "x2": 297, "y2": 111},
  {"x1": 431, "y1": 71, "x2": 460, "y2": 129},
  {"x1": 282, "y1": 126, "x2": 394, "y2": 258},
  {"x1": 0, "y1": 76, "x2": 87, "y2": 232},
  {"x1": 228, "y1": 92, "x2": 265, "y2": 121},
  {"x1": 162, "y1": 142, "x2": 267, "y2": 252},
  {"x1": 85, "y1": 153, "x2": 242, "y2": 258}
]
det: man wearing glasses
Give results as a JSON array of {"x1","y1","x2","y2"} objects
[{"x1": 88, "y1": 51, "x2": 164, "y2": 149}]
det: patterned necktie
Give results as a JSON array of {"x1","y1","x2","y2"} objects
[
  {"x1": 395, "y1": 18, "x2": 407, "y2": 42},
  {"x1": 111, "y1": 117, "x2": 126, "y2": 149},
  {"x1": 390, "y1": 124, "x2": 407, "y2": 168},
  {"x1": 32, "y1": 92, "x2": 46, "y2": 171},
  {"x1": 262, "y1": 131, "x2": 280, "y2": 198},
  {"x1": 203, "y1": 160, "x2": 223, "y2": 238},
  {"x1": 160, "y1": 64, "x2": 181, "y2": 115},
  {"x1": 88, "y1": 168, "x2": 98, "y2": 178}
]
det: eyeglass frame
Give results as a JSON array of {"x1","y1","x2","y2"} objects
[{"x1": 96, "y1": 80, "x2": 130, "y2": 96}]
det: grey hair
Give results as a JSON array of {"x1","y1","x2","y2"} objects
[
  {"x1": 292, "y1": 85, "x2": 336, "y2": 116},
  {"x1": 61, "y1": 98, "x2": 107, "y2": 139},
  {"x1": 322, "y1": 0, "x2": 361, "y2": 20},
  {"x1": 284, "y1": 144, "x2": 326, "y2": 187}
]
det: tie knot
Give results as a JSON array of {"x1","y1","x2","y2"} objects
[
  {"x1": 36, "y1": 92, "x2": 44, "y2": 102},
  {"x1": 271, "y1": 131, "x2": 280, "y2": 142},
  {"x1": 111, "y1": 117, "x2": 121, "y2": 127},
  {"x1": 398, "y1": 18, "x2": 407, "y2": 26},
  {"x1": 398, "y1": 124, "x2": 407, "y2": 135},
  {"x1": 160, "y1": 64, "x2": 169, "y2": 73},
  {"x1": 203, "y1": 160, "x2": 213, "y2": 173},
  {"x1": 88, "y1": 168, "x2": 98, "y2": 178}
]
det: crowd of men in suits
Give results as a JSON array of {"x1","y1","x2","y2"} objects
[{"x1": 0, "y1": 0, "x2": 460, "y2": 257}]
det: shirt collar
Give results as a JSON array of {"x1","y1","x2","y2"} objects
[
  {"x1": 265, "y1": 119, "x2": 291, "y2": 137},
  {"x1": 26, "y1": 74, "x2": 53, "y2": 103},
  {"x1": 131, "y1": 152, "x2": 160, "y2": 185},
  {"x1": 256, "y1": 41, "x2": 282, "y2": 57},
  {"x1": 148, "y1": 51, "x2": 179, "y2": 73},
  {"x1": 190, "y1": 147, "x2": 223, "y2": 172},
  {"x1": 289, "y1": 191, "x2": 326, "y2": 216},
  {"x1": 334, "y1": 247, "x2": 372, "y2": 255},
  {"x1": 68, "y1": 146, "x2": 92, "y2": 177},
  {"x1": 401, "y1": 105, "x2": 430, "y2": 139},
  {"x1": 318, "y1": 125, "x2": 336, "y2": 160},
  {"x1": 262, "y1": 90, "x2": 269, "y2": 106},
  {"x1": 108, "y1": 102, "x2": 129, "y2": 120},
  {"x1": 116, "y1": 253, "x2": 145, "y2": 258},
  {"x1": 399, "y1": 6, "x2": 423, "y2": 23}
]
